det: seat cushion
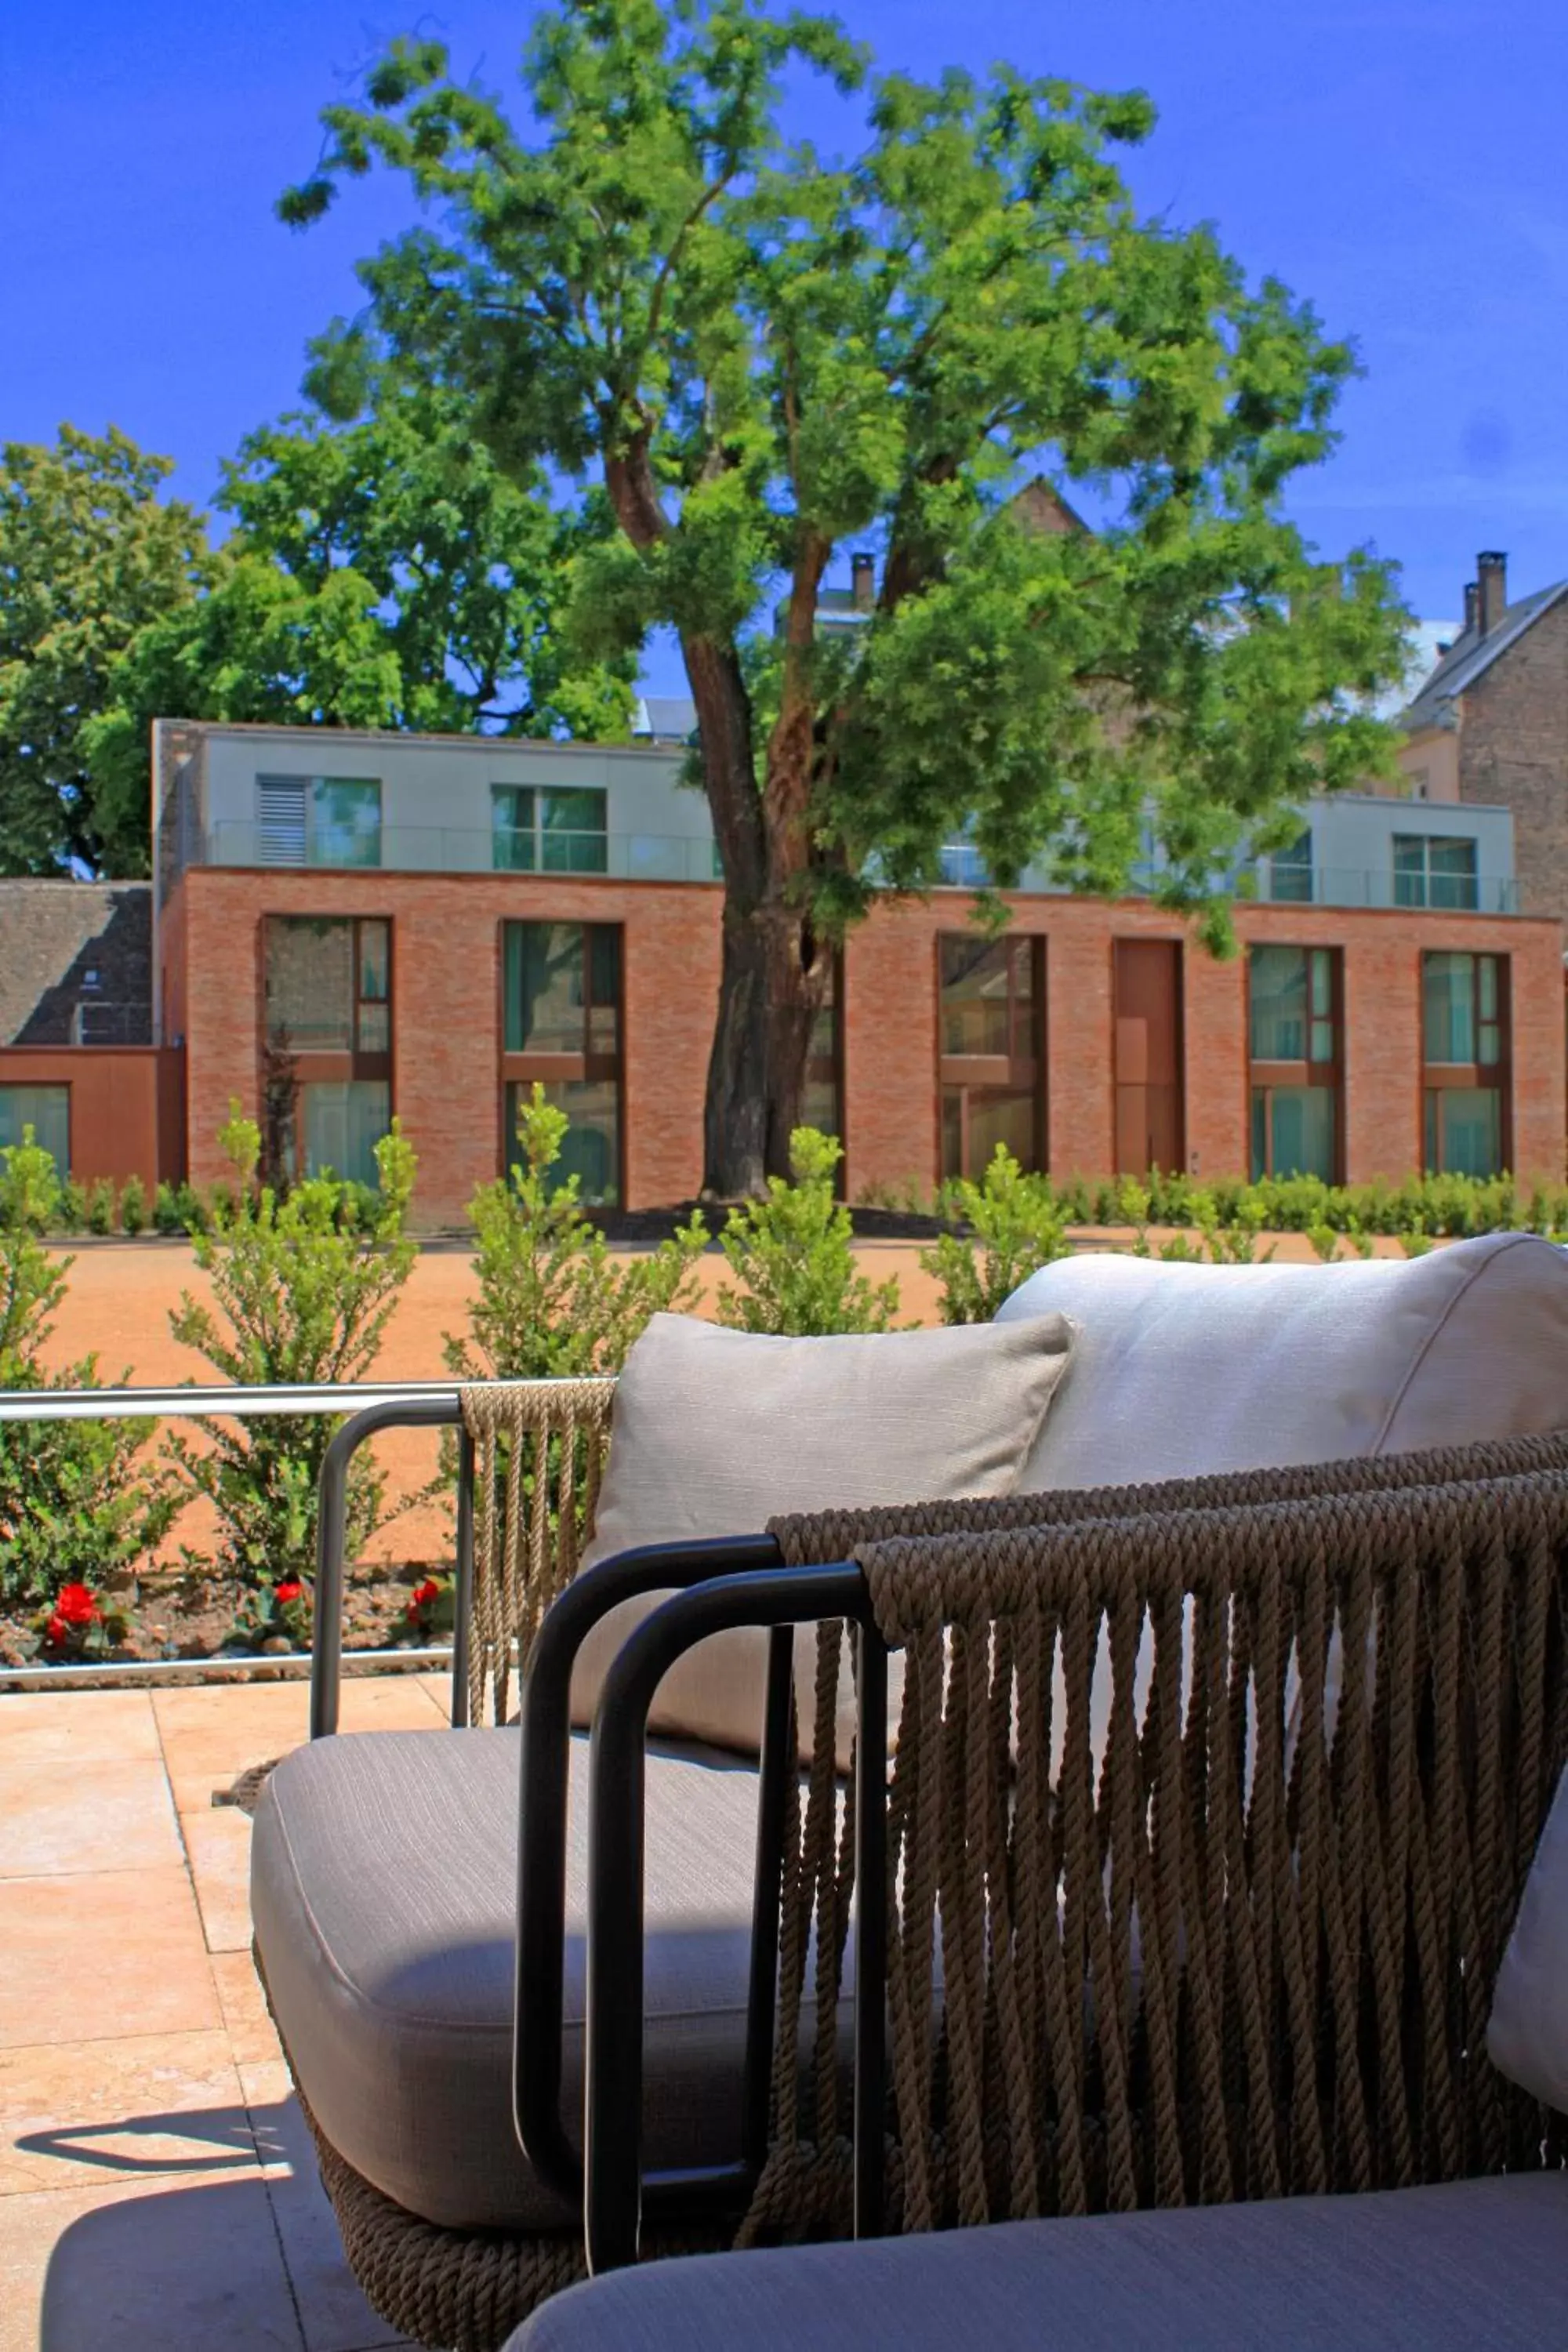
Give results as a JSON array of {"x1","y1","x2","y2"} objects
[
  {"x1": 252, "y1": 1726, "x2": 789, "y2": 2232},
  {"x1": 507, "y1": 2173, "x2": 1568, "y2": 2351},
  {"x1": 571, "y1": 1310, "x2": 1076, "y2": 1761},
  {"x1": 1489, "y1": 1764, "x2": 1568, "y2": 2111},
  {"x1": 996, "y1": 1232, "x2": 1568, "y2": 1490}
]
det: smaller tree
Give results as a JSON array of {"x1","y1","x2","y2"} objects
[
  {"x1": 448, "y1": 1086, "x2": 708, "y2": 1382},
  {"x1": 717, "y1": 1129, "x2": 901, "y2": 1335},
  {"x1": 921, "y1": 1146, "x2": 1070, "y2": 1324},
  {"x1": 165, "y1": 1109, "x2": 420, "y2": 1583},
  {"x1": 0, "y1": 1129, "x2": 181, "y2": 1608},
  {"x1": 0, "y1": 426, "x2": 210, "y2": 875}
]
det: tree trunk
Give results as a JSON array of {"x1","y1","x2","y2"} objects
[{"x1": 603, "y1": 440, "x2": 830, "y2": 1196}]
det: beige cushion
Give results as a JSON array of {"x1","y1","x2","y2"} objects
[
  {"x1": 995, "y1": 1233, "x2": 1568, "y2": 1490},
  {"x1": 571, "y1": 1311, "x2": 1076, "y2": 1759},
  {"x1": 251, "y1": 1726, "x2": 799, "y2": 2230},
  {"x1": 1488, "y1": 1767, "x2": 1568, "y2": 2112}
]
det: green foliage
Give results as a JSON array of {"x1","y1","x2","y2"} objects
[
  {"x1": 285, "y1": 2, "x2": 1412, "y2": 1185},
  {"x1": 0, "y1": 426, "x2": 211, "y2": 874},
  {"x1": 55, "y1": 1178, "x2": 86, "y2": 1233},
  {"x1": 165, "y1": 1109, "x2": 421, "y2": 1584},
  {"x1": 85, "y1": 387, "x2": 636, "y2": 868},
  {"x1": 85, "y1": 1179, "x2": 115, "y2": 1236},
  {"x1": 447, "y1": 1085, "x2": 708, "y2": 1381},
  {"x1": 717, "y1": 1129, "x2": 901, "y2": 1334},
  {"x1": 0, "y1": 1128, "x2": 181, "y2": 1609},
  {"x1": 922, "y1": 1145, "x2": 1069, "y2": 1323},
  {"x1": 118, "y1": 1174, "x2": 147, "y2": 1236},
  {"x1": 225, "y1": 1574, "x2": 314, "y2": 1653}
]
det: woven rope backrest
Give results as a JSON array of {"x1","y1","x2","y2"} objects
[
  {"x1": 768, "y1": 1427, "x2": 1568, "y2": 1567},
  {"x1": 852, "y1": 1475, "x2": 1568, "y2": 2234},
  {"x1": 746, "y1": 1465, "x2": 1568, "y2": 2246},
  {"x1": 459, "y1": 1379, "x2": 616, "y2": 1726}
]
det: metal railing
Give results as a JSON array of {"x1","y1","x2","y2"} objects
[{"x1": 0, "y1": 1381, "x2": 463, "y2": 1693}]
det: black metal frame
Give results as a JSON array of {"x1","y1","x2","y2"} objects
[
  {"x1": 583, "y1": 1563, "x2": 886, "y2": 2276},
  {"x1": 311, "y1": 1397, "x2": 470, "y2": 1740},
  {"x1": 311, "y1": 1406, "x2": 888, "y2": 2275}
]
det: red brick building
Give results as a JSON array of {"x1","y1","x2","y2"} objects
[{"x1": 4, "y1": 719, "x2": 1560, "y2": 1221}]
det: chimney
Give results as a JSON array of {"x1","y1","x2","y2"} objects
[
  {"x1": 1477, "y1": 550, "x2": 1508, "y2": 636},
  {"x1": 850, "y1": 551, "x2": 876, "y2": 612},
  {"x1": 1463, "y1": 581, "x2": 1479, "y2": 636}
]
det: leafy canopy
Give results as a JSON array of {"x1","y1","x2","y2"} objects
[
  {"x1": 0, "y1": 426, "x2": 209, "y2": 875},
  {"x1": 86, "y1": 381, "x2": 636, "y2": 869},
  {"x1": 282, "y1": 2, "x2": 1410, "y2": 941}
]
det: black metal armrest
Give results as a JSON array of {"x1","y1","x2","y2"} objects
[
  {"x1": 583, "y1": 1562, "x2": 889, "y2": 2277},
  {"x1": 514, "y1": 1534, "x2": 787, "y2": 2211},
  {"x1": 311, "y1": 1397, "x2": 465, "y2": 1741}
]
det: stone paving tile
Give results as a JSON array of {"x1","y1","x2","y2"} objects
[
  {"x1": 156, "y1": 1675, "x2": 448, "y2": 1813},
  {"x1": 210, "y1": 1949, "x2": 285, "y2": 2067},
  {"x1": 1, "y1": 2171, "x2": 306, "y2": 2352},
  {"x1": 182, "y1": 1800, "x2": 259, "y2": 1954},
  {"x1": 0, "y1": 1867, "x2": 222, "y2": 2049},
  {"x1": 243, "y1": 2060, "x2": 413, "y2": 2352},
  {"x1": 0, "y1": 1688, "x2": 162, "y2": 1763},
  {"x1": 0, "y1": 1755, "x2": 183, "y2": 1878},
  {"x1": 0, "y1": 2029, "x2": 251, "y2": 2196}
]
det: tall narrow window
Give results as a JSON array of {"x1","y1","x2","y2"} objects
[
  {"x1": 256, "y1": 777, "x2": 382, "y2": 868},
  {"x1": 492, "y1": 785, "x2": 608, "y2": 874},
  {"x1": 263, "y1": 917, "x2": 392, "y2": 1185},
  {"x1": 1248, "y1": 946, "x2": 1341, "y2": 1181},
  {"x1": 1422, "y1": 951, "x2": 1508, "y2": 1175},
  {"x1": 501, "y1": 921, "x2": 622, "y2": 1203},
  {"x1": 938, "y1": 935, "x2": 1044, "y2": 1180},
  {"x1": 1394, "y1": 835, "x2": 1479, "y2": 911}
]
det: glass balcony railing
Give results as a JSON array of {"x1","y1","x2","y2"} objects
[
  {"x1": 200, "y1": 822, "x2": 724, "y2": 884},
  {"x1": 197, "y1": 821, "x2": 1519, "y2": 916}
]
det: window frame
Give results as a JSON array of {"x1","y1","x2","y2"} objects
[
  {"x1": 491, "y1": 783, "x2": 609, "y2": 876},
  {"x1": 1267, "y1": 829, "x2": 1315, "y2": 905},
  {"x1": 262, "y1": 916, "x2": 393, "y2": 1083},
  {"x1": 1246, "y1": 943, "x2": 1343, "y2": 1182},
  {"x1": 255, "y1": 775, "x2": 384, "y2": 869},
  {"x1": 935, "y1": 932, "x2": 1046, "y2": 1182},
  {"x1": 498, "y1": 920, "x2": 626, "y2": 1201},
  {"x1": 1393, "y1": 833, "x2": 1480, "y2": 913},
  {"x1": 0, "y1": 1081, "x2": 71, "y2": 1177},
  {"x1": 1421, "y1": 949, "x2": 1511, "y2": 1174}
]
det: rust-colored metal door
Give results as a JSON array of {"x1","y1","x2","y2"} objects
[{"x1": 1113, "y1": 941, "x2": 1185, "y2": 1174}]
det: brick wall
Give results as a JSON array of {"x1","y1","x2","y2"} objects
[
  {"x1": 168, "y1": 868, "x2": 1566, "y2": 1221},
  {"x1": 1459, "y1": 596, "x2": 1568, "y2": 920}
]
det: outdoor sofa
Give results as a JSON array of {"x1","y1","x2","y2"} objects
[{"x1": 250, "y1": 1231, "x2": 1568, "y2": 2349}]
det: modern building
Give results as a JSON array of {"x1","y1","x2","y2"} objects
[{"x1": 2, "y1": 713, "x2": 1559, "y2": 1219}]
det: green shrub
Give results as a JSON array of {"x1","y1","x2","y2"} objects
[
  {"x1": 118, "y1": 1174, "x2": 148, "y2": 1236},
  {"x1": 153, "y1": 1180, "x2": 183, "y2": 1234},
  {"x1": 448, "y1": 1085, "x2": 709, "y2": 1381},
  {"x1": 164, "y1": 1108, "x2": 422, "y2": 1584},
  {"x1": 922, "y1": 1146, "x2": 1069, "y2": 1323},
  {"x1": 0, "y1": 1127, "x2": 182, "y2": 1610},
  {"x1": 55, "y1": 1177, "x2": 86, "y2": 1232},
  {"x1": 85, "y1": 1178, "x2": 116, "y2": 1236},
  {"x1": 718, "y1": 1127, "x2": 900, "y2": 1334}
]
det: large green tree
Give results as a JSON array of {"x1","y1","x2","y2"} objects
[
  {"x1": 284, "y1": 1, "x2": 1410, "y2": 1196},
  {"x1": 0, "y1": 426, "x2": 209, "y2": 873},
  {"x1": 87, "y1": 384, "x2": 636, "y2": 869}
]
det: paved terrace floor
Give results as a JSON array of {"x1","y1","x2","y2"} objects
[{"x1": 0, "y1": 1675, "x2": 462, "y2": 2352}]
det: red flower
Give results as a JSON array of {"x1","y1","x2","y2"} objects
[
  {"x1": 55, "y1": 1583, "x2": 99, "y2": 1626},
  {"x1": 273, "y1": 1581, "x2": 305, "y2": 1606},
  {"x1": 411, "y1": 1578, "x2": 440, "y2": 1608},
  {"x1": 45, "y1": 1613, "x2": 70, "y2": 1647}
]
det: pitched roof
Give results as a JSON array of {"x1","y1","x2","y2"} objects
[{"x1": 1402, "y1": 577, "x2": 1568, "y2": 729}]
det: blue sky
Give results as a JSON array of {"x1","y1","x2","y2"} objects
[{"x1": 7, "y1": 0, "x2": 1568, "y2": 696}]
